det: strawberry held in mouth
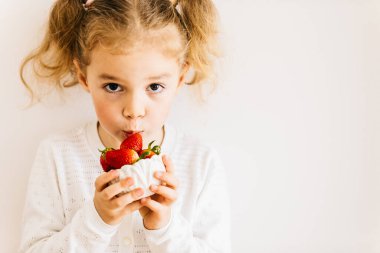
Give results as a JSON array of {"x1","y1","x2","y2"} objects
[
  {"x1": 98, "y1": 132, "x2": 161, "y2": 172},
  {"x1": 120, "y1": 132, "x2": 143, "y2": 152}
]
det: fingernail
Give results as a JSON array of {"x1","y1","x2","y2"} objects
[
  {"x1": 135, "y1": 189, "x2": 143, "y2": 196},
  {"x1": 121, "y1": 178, "x2": 131, "y2": 187},
  {"x1": 156, "y1": 172, "x2": 162, "y2": 178},
  {"x1": 151, "y1": 185, "x2": 157, "y2": 191}
]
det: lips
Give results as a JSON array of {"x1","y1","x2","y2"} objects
[{"x1": 123, "y1": 130, "x2": 143, "y2": 138}]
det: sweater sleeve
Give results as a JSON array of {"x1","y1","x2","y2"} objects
[
  {"x1": 143, "y1": 148, "x2": 231, "y2": 253},
  {"x1": 18, "y1": 139, "x2": 120, "y2": 253}
]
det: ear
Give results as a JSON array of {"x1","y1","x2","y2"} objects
[
  {"x1": 177, "y1": 62, "x2": 190, "y2": 88},
  {"x1": 73, "y1": 59, "x2": 90, "y2": 93}
]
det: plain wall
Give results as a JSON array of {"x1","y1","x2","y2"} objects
[{"x1": 1, "y1": 0, "x2": 380, "y2": 252}]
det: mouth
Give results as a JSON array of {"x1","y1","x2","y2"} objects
[{"x1": 123, "y1": 130, "x2": 143, "y2": 138}]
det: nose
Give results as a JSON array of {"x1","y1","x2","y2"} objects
[{"x1": 122, "y1": 92, "x2": 145, "y2": 120}]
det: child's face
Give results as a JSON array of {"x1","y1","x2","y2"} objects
[{"x1": 74, "y1": 44, "x2": 187, "y2": 149}]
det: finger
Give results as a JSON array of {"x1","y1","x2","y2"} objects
[
  {"x1": 95, "y1": 170, "x2": 119, "y2": 192},
  {"x1": 121, "y1": 199, "x2": 143, "y2": 215},
  {"x1": 141, "y1": 197, "x2": 163, "y2": 213},
  {"x1": 139, "y1": 206, "x2": 150, "y2": 217},
  {"x1": 111, "y1": 188, "x2": 144, "y2": 209},
  {"x1": 154, "y1": 171, "x2": 179, "y2": 190},
  {"x1": 162, "y1": 155, "x2": 174, "y2": 173},
  {"x1": 150, "y1": 185, "x2": 177, "y2": 203},
  {"x1": 102, "y1": 177, "x2": 134, "y2": 200}
]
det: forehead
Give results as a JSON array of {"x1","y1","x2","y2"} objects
[{"x1": 88, "y1": 44, "x2": 181, "y2": 79}]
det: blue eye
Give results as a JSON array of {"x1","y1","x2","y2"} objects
[
  {"x1": 147, "y1": 83, "x2": 164, "y2": 93},
  {"x1": 104, "y1": 83, "x2": 122, "y2": 93}
]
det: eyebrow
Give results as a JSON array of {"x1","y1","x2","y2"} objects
[
  {"x1": 98, "y1": 73, "x2": 172, "y2": 81},
  {"x1": 98, "y1": 73, "x2": 122, "y2": 81}
]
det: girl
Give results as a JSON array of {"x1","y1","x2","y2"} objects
[{"x1": 18, "y1": 0, "x2": 230, "y2": 252}]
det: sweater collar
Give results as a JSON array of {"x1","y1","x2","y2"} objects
[{"x1": 85, "y1": 120, "x2": 176, "y2": 160}]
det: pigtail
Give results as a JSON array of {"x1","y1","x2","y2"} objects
[
  {"x1": 177, "y1": 0, "x2": 221, "y2": 85},
  {"x1": 20, "y1": 0, "x2": 85, "y2": 106}
]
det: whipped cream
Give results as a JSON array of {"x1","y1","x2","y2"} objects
[{"x1": 111, "y1": 154, "x2": 166, "y2": 199}]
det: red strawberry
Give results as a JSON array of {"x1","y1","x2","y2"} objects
[
  {"x1": 139, "y1": 141, "x2": 161, "y2": 159},
  {"x1": 120, "y1": 133, "x2": 142, "y2": 152},
  {"x1": 105, "y1": 149, "x2": 139, "y2": 169},
  {"x1": 98, "y1": 147, "x2": 116, "y2": 172},
  {"x1": 139, "y1": 150, "x2": 155, "y2": 159}
]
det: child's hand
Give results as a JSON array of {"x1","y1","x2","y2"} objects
[
  {"x1": 139, "y1": 155, "x2": 179, "y2": 230},
  {"x1": 93, "y1": 170, "x2": 144, "y2": 225}
]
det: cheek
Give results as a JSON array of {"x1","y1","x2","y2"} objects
[
  {"x1": 149, "y1": 93, "x2": 176, "y2": 120},
  {"x1": 92, "y1": 96, "x2": 118, "y2": 122}
]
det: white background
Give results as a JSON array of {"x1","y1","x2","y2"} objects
[{"x1": 1, "y1": 0, "x2": 380, "y2": 252}]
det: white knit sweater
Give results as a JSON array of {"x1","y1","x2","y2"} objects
[{"x1": 18, "y1": 120, "x2": 231, "y2": 253}]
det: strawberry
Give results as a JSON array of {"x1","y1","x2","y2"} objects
[
  {"x1": 139, "y1": 141, "x2": 161, "y2": 159},
  {"x1": 98, "y1": 147, "x2": 116, "y2": 172},
  {"x1": 99, "y1": 148, "x2": 139, "y2": 170},
  {"x1": 120, "y1": 133, "x2": 142, "y2": 152},
  {"x1": 99, "y1": 134, "x2": 161, "y2": 171},
  {"x1": 105, "y1": 149, "x2": 139, "y2": 169},
  {"x1": 139, "y1": 150, "x2": 155, "y2": 159}
]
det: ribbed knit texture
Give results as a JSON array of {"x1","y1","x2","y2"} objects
[{"x1": 18, "y1": 120, "x2": 231, "y2": 253}]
